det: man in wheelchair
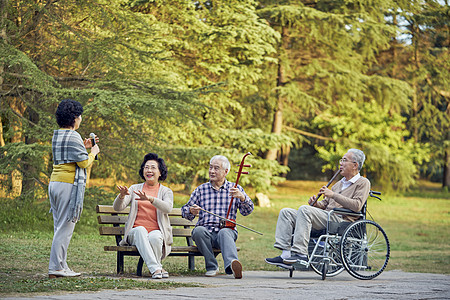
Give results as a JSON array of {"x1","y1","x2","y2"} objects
[{"x1": 265, "y1": 148, "x2": 370, "y2": 269}]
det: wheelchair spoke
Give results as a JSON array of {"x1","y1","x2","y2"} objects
[
  {"x1": 340, "y1": 220, "x2": 390, "y2": 280},
  {"x1": 308, "y1": 234, "x2": 344, "y2": 277}
]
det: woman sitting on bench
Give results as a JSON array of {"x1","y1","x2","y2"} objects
[{"x1": 114, "y1": 152, "x2": 173, "y2": 279}]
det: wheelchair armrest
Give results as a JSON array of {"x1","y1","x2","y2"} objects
[{"x1": 332, "y1": 207, "x2": 364, "y2": 217}]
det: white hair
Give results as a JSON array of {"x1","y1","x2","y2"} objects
[
  {"x1": 210, "y1": 155, "x2": 230, "y2": 175},
  {"x1": 348, "y1": 149, "x2": 365, "y2": 171}
]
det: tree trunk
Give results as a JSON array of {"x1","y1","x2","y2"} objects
[
  {"x1": 392, "y1": 13, "x2": 398, "y2": 77},
  {"x1": 10, "y1": 97, "x2": 26, "y2": 197},
  {"x1": 278, "y1": 144, "x2": 291, "y2": 178},
  {"x1": 265, "y1": 26, "x2": 288, "y2": 161},
  {"x1": 265, "y1": 101, "x2": 283, "y2": 160},
  {"x1": 1, "y1": 0, "x2": 7, "y2": 148},
  {"x1": 21, "y1": 105, "x2": 40, "y2": 195},
  {"x1": 444, "y1": 134, "x2": 450, "y2": 188}
]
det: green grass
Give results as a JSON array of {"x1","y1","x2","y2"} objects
[
  {"x1": 0, "y1": 180, "x2": 449, "y2": 296},
  {"x1": 0, "y1": 276, "x2": 201, "y2": 294},
  {"x1": 239, "y1": 180, "x2": 450, "y2": 274}
]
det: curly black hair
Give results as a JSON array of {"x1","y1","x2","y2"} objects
[
  {"x1": 139, "y1": 152, "x2": 168, "y2": 182},
  {"x1": 55, "y1": 99, "x2": 83, "y2": 128}
]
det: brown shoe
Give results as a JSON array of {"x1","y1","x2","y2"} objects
[{"x1": 231, "y1": 259, "x2": 242, "y2": 279}]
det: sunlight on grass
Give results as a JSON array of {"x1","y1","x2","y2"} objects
[{"x1": 0, "y1": 180, "x2": 448, "y2": 296}]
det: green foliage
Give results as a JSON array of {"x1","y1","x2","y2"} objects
[
  {"x1": 313, "y1": 100, "x2": 430, "y2": 190},
  {"x1": 373, "y1": 0, "x2": 450, "y2": 183},
  {"x1": 0, "y1": 43, "x2": 58, "y2": 94},
  {"x1": 0, "y1": 187, "x2": 116, "y2": 233},
  {"x1": 1, "y1": 0, "x2": 448, "y2": 201}
]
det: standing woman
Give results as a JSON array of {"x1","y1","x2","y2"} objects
[
  {"x1": 48, "y1": 99, "x2": 100, "y2": 278},
  {"x1": 114, "y1": 153, "x2": 173, "y2": 279}
]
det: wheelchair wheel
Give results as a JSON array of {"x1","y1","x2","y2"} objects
[
  {"x1": 340, "y1": 220, "x2": 390, "y2": 280},
  {"x1": 308, "y1": 237, "x2": 345, "y2": 278},
  {"x1": 321, "y1": 259, "x2": 329, "y2": 280}
]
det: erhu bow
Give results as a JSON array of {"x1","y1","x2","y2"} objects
[
  {"x1": 197, "y1": 207, "x2": 263, "y2": 235},
  {"x1": 310, "y1": 168, "x2": 341, "y2": 207}
]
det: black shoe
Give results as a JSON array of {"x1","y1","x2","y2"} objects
[
  {"x1": 283, "y1": 253, "x2": 308, "y2": 265},
  {"x1": 265, "y1": 256, "x2": 293, "y2": 269}
]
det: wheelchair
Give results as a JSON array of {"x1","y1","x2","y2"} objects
[{"x1": 287, "y1": 191, "x2": 390, "y2": 280}]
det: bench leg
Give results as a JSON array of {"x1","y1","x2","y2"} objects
[
  {"x1": 117, "y1": 252, "x2": 124, "y2": 274},
  {"x1": 137, "y1": 257, "x2": 144, "y2": 276},
  {"x1": 188, "y1": 256, "x2": 195, "y2": 271}
]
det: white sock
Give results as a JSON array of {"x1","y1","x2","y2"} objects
[{"x1": 280, "y1": 250, "x2": 291, "y2": 259}]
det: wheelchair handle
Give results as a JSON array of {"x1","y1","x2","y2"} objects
[{"x1": 369, "y1": 190, "x2": 382, "y2": 201}]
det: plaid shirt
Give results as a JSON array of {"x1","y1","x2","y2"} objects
[{"x1": 181, "y1": 180, "x2": 254, "y2": 232}]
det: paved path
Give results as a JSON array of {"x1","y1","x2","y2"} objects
[{"x1": 5, "y1": 270, "x2": 450, "y2": 300}]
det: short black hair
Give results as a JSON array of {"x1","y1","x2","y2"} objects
[
  {"x1": 139, "y1": 152, "x2": 168, "y2": 182},
  {"x1": 55, "y1": 99, "x2": 83, "y2": 128}
]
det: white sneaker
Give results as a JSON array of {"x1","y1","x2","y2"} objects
[
  {"x1": 48, "y1": 270, "x2": 67, "y2": 278},
  {"x1": 49, "y1": 269, "x2": 81, "y2": 278},
  {"x1": 65, "y1": 268, "x2": 81, "y2": 277},
  {"x1": 205, "y1": 268, "x2": 219, "y2": 277}
]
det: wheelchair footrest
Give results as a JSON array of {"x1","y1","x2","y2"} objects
[{"x1": 292, "y1": 260, "x2": 309, "y2": 270}]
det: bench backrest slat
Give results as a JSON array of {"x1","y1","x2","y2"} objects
[
  {"x1": 97, "y1": 205, "x2": 196, "y2": 242},
  {"x1": 100, "y1": 226, "x2": 125, "y2": 235},
  {"x1": 99, "y1": 226, "x2": 193, "y2": 237},
  {"x1": 97, "y1": 215, "x2": 195, "y2": 226},
  {"x1": 169, "y1": 218, "x2": 196, "y2": 226},
  {"x1": 98, "y1": 215, "x2": 128, "y2": 224},
  {"x1": 97, "y1": 205, "x2": 130, "y2": 214},
  {"x1": 97, "y1": 205, "x2": 182, "y2": 216}
]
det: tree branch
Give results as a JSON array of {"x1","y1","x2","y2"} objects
[
  {"x1": 21, "y1": 0, "x2": 58, "y2": 39},
  {"x1": 284, "y1": 126, "x2": 335, "y2": 141}
]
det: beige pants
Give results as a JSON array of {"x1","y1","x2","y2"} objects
[{"x1": 274, "y1": 205, "x2": 343, "y2": 255}]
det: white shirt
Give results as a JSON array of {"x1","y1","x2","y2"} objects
[{"x1": 340, "y1": 173, "x2": 361, "y2": 191}]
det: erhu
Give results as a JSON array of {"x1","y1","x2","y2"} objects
[{"x1": 220, "y1": 152, "x2": 252, "y2": 229}]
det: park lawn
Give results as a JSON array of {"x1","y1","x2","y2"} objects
[{"x1": 0, "y1": 180, "x2": 448, "y2": 295}]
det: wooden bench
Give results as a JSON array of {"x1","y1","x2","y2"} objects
[{"x1": 96, "y1": 205, "x2": 239, "y2": 276}]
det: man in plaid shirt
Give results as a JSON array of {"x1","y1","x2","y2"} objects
[{"x1": 181, "y1": 155, "x2": 254, "y2": 279}]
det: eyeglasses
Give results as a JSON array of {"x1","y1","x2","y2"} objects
[
  {"x1": 144, "y1": 166, "x2": 158, "y2": 171},
  {"x1": 339, "y1": 158, "x2": 357, "y2": 164},
  {"x1": 209, "y1": 165, "x2": 223, "y2": 171}
]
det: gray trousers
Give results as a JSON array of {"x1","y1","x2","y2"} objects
[
  {"x1": 48, "y1": 182, "x2": 76, "y2": 272},
  {"x1": 274, "y1": 205, "x2": 343, "y2": 255},
  {"x1": 192, "y1": 226, "x2": 238, "y2": 273}
]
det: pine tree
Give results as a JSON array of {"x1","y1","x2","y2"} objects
[
  {"x1": 255, "y1": 0, "x2": 429, "y2": 189},
  {"x1": 0, "y1": 0, "x2": 203, "y2": 198},
  {"x1": 375, "y1": 0, "x2": 449, "y2": 188}
]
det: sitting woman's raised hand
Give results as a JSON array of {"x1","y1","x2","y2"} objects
[
  {"x1": 134, "y1": 190, "x2": 154, "y2": 203},
  {"x1": 116, "y1": 185, "x2": 130, "y2": 199}
]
